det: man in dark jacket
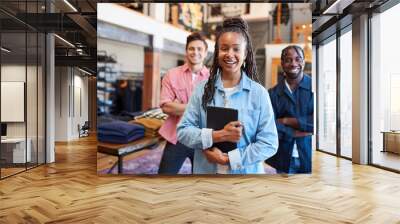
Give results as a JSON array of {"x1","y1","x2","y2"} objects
[{"x1": 266, "y1": 45, "x2": 314, "y2": 174}]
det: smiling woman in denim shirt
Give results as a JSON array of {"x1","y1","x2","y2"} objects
[{"x1": 177, "y1": 17, "x2": 278, "y2": 174}]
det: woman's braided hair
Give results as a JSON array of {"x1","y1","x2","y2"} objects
[{"x1": 201, "y1": 17, "x2": 259, "y2": 110}]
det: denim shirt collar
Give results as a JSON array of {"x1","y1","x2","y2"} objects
[{"x1": 214, "y1": 69, "x2": 252, "y2": 92}]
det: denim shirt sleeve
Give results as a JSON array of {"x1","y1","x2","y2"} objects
[
  {"x1": 275, "y1": 122, "x2": 295, "y2": 139},
  {"x1": 229, "y1": 88, "x2": 279, "y2": 170},
  {"x1": 268, "y1": 89, "x2": 295, "y2": 139},
  {"x1": 201, "y1": 128, "x2": 213, "y2": 149},
  {"x1": 177, "y1": 84, "x2": 207, "y2": 150},
  {"x1": 295, "y1": 92, "x2": 314, "y2": 133}
]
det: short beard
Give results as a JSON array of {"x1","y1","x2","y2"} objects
[{"x1": 285, "y1": 70, "x2": 302, "y2": 80}]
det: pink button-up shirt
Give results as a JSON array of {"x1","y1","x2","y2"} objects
[{"x1": 159, "y1": 63, "x2": 210, "y2": 144}]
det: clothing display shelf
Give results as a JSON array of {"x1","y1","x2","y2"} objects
[
  {"x1": 97, "y1": 51, "x2": 119, "y2": 115},
  {"x1": 115, "y1": 72, "x2": 144, "y2": 113}
]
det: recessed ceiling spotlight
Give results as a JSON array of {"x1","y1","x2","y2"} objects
[{"x1": 1, "y1": 47, "x2": 11, "y2": 53}]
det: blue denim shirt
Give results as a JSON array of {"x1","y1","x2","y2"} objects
[
  {"x1": 265, "y1": 74, "x2": 314, "y2": 173},
  {"x1": 177, "y1": 71, "x2": 278, "y2": 174}
]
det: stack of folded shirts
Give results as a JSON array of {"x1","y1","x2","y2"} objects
[
  {"x1": 130, "y1": 117, "x2": 164, "y2": 137},
  {"x1": 98, "y1": 121, "x2": 145, "y2": 144},
  {"x1": 134, "y1": 108, "x2": 168, "y2": 120}
]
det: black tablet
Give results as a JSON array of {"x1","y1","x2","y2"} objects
[{"x1": 206, "y1": 106, "x2": 238, "y2": 153}]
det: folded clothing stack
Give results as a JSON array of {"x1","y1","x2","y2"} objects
[
  {"x1": 134, "y1": 108, "x2": 168, "y2": 120},
  {"x1": 98, "y1": 121, "x2": 145, "y2": 144},
  {"x1": 129, "y1": 117, "x2": 164, "y2": 137}
]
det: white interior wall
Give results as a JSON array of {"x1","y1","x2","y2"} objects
[
  {"x1": 160, "y1": 51, "x2": 184, "y2": 74},
  {"x1": 1, "y1": 65, "x2": 26, "y2": 81},
  {"x1": 98, "y1": 4, "x2": 215, "y2": 51},
  {"x1": 98, "y1": 38, "x2": 144, "y2": 73},
  {"x1": 1, "y1": 65, "x2": 44, "y2": 163},
  {"x1": 26, "y1": 64, "x2": 38, "y2": 161},
  {"x1": 81, "y1": 76, "x2": 89, "y2": 125},
  {"x1": 1, "y1": 65, "x2": 28, "y2": 138},
  {"x1": 71, "y1": 73, "x2": 89, "y2": 138},
  {"x1": 98, "y1": 28, "x2": 185, "y2": 77},
  {"x1": 55, "y1": 67, "x2": 69, "y2": 141},
  {"x1": 38, "y1": 65, "x2": 45, "y2": 164},
  {"x1": 54, "y1": 67, "x2": 89, "y2": 141}
]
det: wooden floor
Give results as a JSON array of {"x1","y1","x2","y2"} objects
[
  {"x1": 1, "y1": 136, "x2": 400, "y2": 223},
  {"x1": 1, "y1": 164, "x2": 46, "y2": 178},
  {"x1": 1, "y1": 167, "x2": 26, "y2": 177}
]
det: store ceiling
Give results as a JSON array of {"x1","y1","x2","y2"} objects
[
  {"x1": 5, "y1": 1, "x2": 359, "y2": 75},
  {"x1": 0, "y1": 0, "x2": 97, "y2": 74},
  {"x1": 312, "y1": 0, "x2": 389, "y2": 43}
]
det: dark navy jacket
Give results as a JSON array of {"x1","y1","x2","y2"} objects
[{"x1": 266, "y1": 74, "x2": 314, "y2": 173}]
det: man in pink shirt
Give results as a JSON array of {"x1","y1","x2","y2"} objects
[{"x1": 158, "y1": 32, "x2": 210, "y2": 174}]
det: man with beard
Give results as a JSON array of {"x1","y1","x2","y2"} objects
[{"x1": 266, "y1": 45, "x2": 314, "y2": 174}]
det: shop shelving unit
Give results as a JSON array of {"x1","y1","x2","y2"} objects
[{"x1": 97, "y1": 51, "x2": 119, "y2": 115}]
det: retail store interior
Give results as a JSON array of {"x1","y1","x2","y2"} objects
[
  {"x1": 96, "y1": 3, "x2": 313, "y2": 174},
  {"x1": 0, "y1": 1, "x2": 399, "y2": 223}
]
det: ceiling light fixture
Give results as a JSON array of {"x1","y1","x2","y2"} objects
[
  {"x1": 63, "y1": 0, "x2": 78, "y2": 12},
  {"x1": 54, "y1": 34, "x2": 75, "y2": 48},
  {"x1": 1, "y1": 47, "x2": 11, "y2": 53},
  {"x1": 78, "y1": 67, "x2": 92, "y2": 76},
  {"x1": 322, "y1": 0, "x2": 341, "y2": 14},
  {"x1": 76, "y1": 48, "x2": 84, "y2": 55},
  {"x1": 322, "y1": 0, "x2": 355, "y2": 15}
]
